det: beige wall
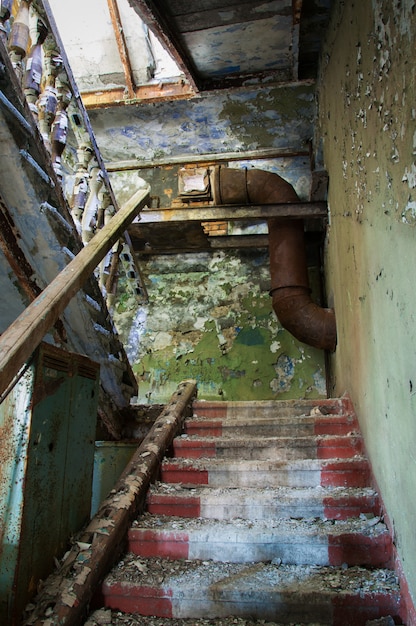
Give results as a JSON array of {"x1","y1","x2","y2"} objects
[{"x1": 318, "y1": 0, "x2": 416, "y2": 605}]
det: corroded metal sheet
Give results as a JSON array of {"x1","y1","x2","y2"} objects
[
  {"x1": 0, "y1": 368, "x2": 33, "y2": 622},
  {"x1": 0, "y1": 344, "x2": 99, "y2": 624}
]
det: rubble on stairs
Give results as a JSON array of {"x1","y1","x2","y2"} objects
[{"x1": 90, "y1": 398, "x2": 405, "y2": 626}]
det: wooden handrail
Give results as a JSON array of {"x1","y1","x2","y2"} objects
[{"x1": 0, "y1": 187, "x2": 150, "y2": 399}]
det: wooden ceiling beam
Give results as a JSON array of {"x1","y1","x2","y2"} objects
[
  {"x1": 107, "y1": 0, "x2": 136, "y2": 99},
  {"x1": 128, "y1": 0, "x2": 200, "y2": 92},
  {"x1": 80, "y1": 80, "x2": 194, "y2": 109}
]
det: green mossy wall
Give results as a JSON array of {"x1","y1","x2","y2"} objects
[{"x1": 114, "y1": 250, "x2": 326, "y2": 403}]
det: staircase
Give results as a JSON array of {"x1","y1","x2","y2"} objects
[{"x1": 95, "y1": 398, "x2": 404, "y2": 625}]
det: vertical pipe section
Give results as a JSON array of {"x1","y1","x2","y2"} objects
[{"x1": 212, "y1": 165, "x2": 336, "y2": 351}]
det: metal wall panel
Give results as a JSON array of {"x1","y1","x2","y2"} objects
[{"x1": 0, "y1": 343, "x2": 99, "y2": 624}]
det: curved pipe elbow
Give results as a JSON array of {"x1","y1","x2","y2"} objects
[
  {"x1": 271, "y1": 287, "x2": 337, "y2": 352},
  {"x1": 212, "y1": 165, "x2": 337, "y2": 351}
]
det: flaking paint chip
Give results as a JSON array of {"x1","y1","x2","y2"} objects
[
  {"x1": 87, "y1": 518, "x2": 114, "y2": 533},
  {"x1": 61, "y1": 590, "x2": 77, "y2": 607},
  {"x1": 74, "y1": 566, "x2": 91, "y2": 586}
]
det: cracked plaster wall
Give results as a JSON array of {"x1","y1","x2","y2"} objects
[
  {"x1": 89, "y1": 83, "x2": 316, "y2": 163},
  {"x1": 318, "y1": 0, "x2": 416, "y2": 605},
  {"x1": 105, "y1": 80, "x2": 327, "y2": 404},
  {"x1": 114, "y1": 250, "x2": 326, "y2": 404}
]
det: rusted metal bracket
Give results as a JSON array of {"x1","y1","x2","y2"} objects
[{"x1": 22, "y1": 379, "x2": 197, "y2": 626}]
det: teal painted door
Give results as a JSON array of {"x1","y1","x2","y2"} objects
[{"x1": 0, "y1": 343, "x2": 99, "y2": 624}]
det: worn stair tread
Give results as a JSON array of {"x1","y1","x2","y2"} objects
[
  {"x1": 86, "y1": 609, "x2": 323, "y2": 626},
  {"x1": 162, "y1": 456, "x2": 368, "y2": 470},
  {"x1": 147, "y1": 483, "x2": 380, "y2": 521},
  {"x1": 149, "y1": 482, "x2": 377, "y2": 500},
  {"x1": 132, "y1": 512, "x2": 387, "y2": 537},
  {"x1": 185, "y1": 414, "x2": 358, "y2": 436},
  {"x1": 192, "y1": 399, "x2": 349, "y2": 419},
  {"x1": 129, "y1": 512, "x2": 391, "y2": 566},
  {"x1": 106, "y1": 556, "x2": 400, "y2": 593},
  {"x1": 102, "y1": 556, "x2": 401, "y2": 624},
  {"x1": 173, "y1": 433, "x2": 363, "y2": 460},
  {"x1": 161, "y1": 456, "x2": 370, "y2": 488},
  {"x1": 175, "y1": 433, "x2": 362, "y2": 445},
  {"x1": 96, "y1": 397, "x2": 402, "y2": 625}
]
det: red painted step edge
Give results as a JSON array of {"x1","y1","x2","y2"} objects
[
  {"x1": 173, "y1": 439, "x2": 216, "y2": 459},
  {"x1": 321, "y1": 459, "x2": 370, "y2": 487},
  {"x1": 317, "y1": 435, "x2": 364, "y2": 459},
  {"x1": 192, "y1": 402, "x2": 228, "y2": 418},
  {"x1": 323, "y1": 492, "x2": 381, "y2": 520},
  {"x1": 185, "y1": 420, "x2": 223, "y2": 437},
  {"x1": 328, "y1": 532, "x2": 393, "y2": 567},
  {"x1": 314, "y1": 415, "x2": 359, "y2": 435},
  {"x1": 128, "y1": 529, "x2": 190, "y2": 559},
  {"x1": 185, "y1": 415, "x2": 359, "y2": 438},
  {"x1": 147, "y1": 491, "x2": 380, "y2": 521},
  {"x1": 101, "y1": 581, "x2": 173, "y2": 617},
  {"x1": 332, "y1": 592, "x2": 402, "y2": 626},
  {"x1": 100, "y1": 582, "x2": 401, "y2": 624},
  {"x1": 174, "y1": 436, "x2": 363, "y2": 460},
  {"x1": 161, "y1": 463, "x2": 209, "y2": 485},
  {"x1": 147, "y1": 494, "x2": 201, "y2": 517}
]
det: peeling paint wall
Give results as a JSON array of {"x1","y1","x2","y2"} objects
[
  {"x1": 113, "y1": 250, "x2": 326, "y2": 403},
  {"x1": 318, "y1": 0, "x2": 416, "y2": 605},
  {"x1": 103, "y1": 80, "x2": 327, "y2": 404},
  {"x1": 89, "y1": 83, "x2": 316, "y2": 163}
]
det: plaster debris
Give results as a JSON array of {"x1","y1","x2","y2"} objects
[{"x1": 86, "y1": 611, "x2": 311, "y2": 626}]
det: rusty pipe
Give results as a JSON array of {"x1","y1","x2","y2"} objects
[{"x1": 212, "y1": 165, "x2": 336, "y2": 351}]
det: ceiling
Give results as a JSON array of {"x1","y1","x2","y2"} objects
[
  {"x1": 46, "y1": 0, "x2": 332, "y2": 107},
  {"x1": 128, "y1": 0, "x2": 332, "y2": 92}
]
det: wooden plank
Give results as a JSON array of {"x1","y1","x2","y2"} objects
[
  {"x1": 0, "y1": 187, "x2": 150, "y2": 400},
  {"x1": 107, "y1": 0, "x2": 136, "y2": 99},
  {"x1": 174, "y1": 2, "x2": 292, "y2": 33},
  {"x1": 81, "y1": 81, "x2": 195, "y2": 110},
  {"x1": 209, "y1": 234, "x2": 269, "y2": 249},
  {"x1": 168, "y1": 0, "x2": 278, "y2": 16},
  {"x1": 134, "y1": 202, "x2": 327, "y2": 225}
]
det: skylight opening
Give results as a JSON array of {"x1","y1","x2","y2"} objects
[{"x1": 47, "y1": 0, "x2": 188, "y2": 107}]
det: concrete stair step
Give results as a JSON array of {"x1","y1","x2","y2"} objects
[
  {"x1": 94, "y1": 398, "x2": 402, "y2": 626},
  {"x1": 146, "y1": 484, "x2": 381, "y2": 521},
  {"x1": 86, "y1": 609, "x2": 333, "y2": 626},
  {"x1": 100, "y1": 557, "x2": 401, "y2": 625},
  {"x1": 160, "y1": 456, "x2": 370, "y2": 488},
  {"x1": 192, "y1": 398, "x2": 350, "y2": 420},
  {"x1": 185, "y1": 413, "x2": 359, "y2": 437},
  {"x1": 173, "y1": 433, "x2": 363, "y2": 460},
  {"x1": 128, "y1": 513, "x2": 392, "y2": 567}
]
